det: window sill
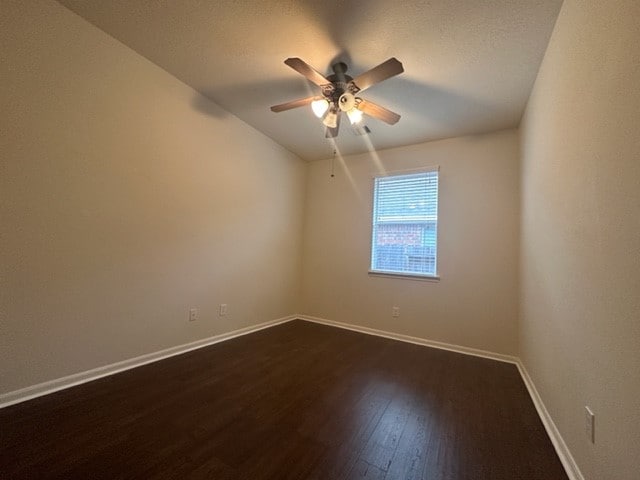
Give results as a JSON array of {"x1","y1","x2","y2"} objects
[{"x1": 368, "y1": 271, "x2": 440, "y2": 282}]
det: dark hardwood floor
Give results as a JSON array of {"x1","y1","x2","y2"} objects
[{"x1": 0, "y1": 320, "x2": 568, "y2": 479}]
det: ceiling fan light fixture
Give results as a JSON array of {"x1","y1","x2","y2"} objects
[
  {"x1": 311, "y1": 99, "x2": 329, "y2": 118},
  {"x1": 338, "y1": 93, "x2": 356, "y2": 112},
  {"x1": 322, "y1": 110, "x2": 338, "y2": 129},
  {"x1": 272, "y1": 57, "x2": 404, "y2": 137},
  {"x1": 347, "y1": 108, "x2": 363, "y2": 125}
]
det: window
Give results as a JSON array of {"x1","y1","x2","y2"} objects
[{"x1": 370, "y1": 169, "x2": 439, "y2": 278}]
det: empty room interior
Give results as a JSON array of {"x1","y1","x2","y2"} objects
[{"x1": 1, "y1": 1, "x2": 638, "y2": 479}]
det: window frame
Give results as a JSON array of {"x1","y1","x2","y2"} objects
[{"x1": 368, "y1": 166, "x2": 440, "y2": 281}]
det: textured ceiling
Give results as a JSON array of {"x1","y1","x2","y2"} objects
[{"x1": 57, "y1": 0, "x2": 563, "y2": 161}]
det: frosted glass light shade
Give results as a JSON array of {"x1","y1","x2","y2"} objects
[
  {"x1": 347, "y1": 108, "x2": 363, "y2": 125},
  {"x1": 323, "y1": 111, "x2": 338, "y2": 128},
  {"x1": 311, "y1": 99, "x2": 329, "y2": 118}
]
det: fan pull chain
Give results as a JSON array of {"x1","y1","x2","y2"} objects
[{"x1": 331, "y1": 149, "x2": 336, "y2": 178}]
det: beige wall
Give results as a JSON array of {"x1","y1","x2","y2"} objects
[
  {"x1": 0, "y1": 0, "x2": 306, "y2": 394},
  {"x1": 519, "y1": 1, "x2": 640, "y2": 479},
  {"x1": 301, "y1": 130, "x2": 520, "y2": 355}
]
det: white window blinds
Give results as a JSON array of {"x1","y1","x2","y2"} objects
[{"x1": 370, "y1": 169, "x2": 439, "y2": 277}]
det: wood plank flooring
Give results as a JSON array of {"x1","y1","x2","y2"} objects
[{"x1": 0, "y1": 320, "x2": 568, "y2": 479}]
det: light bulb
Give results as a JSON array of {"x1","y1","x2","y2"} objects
[
  {"x1": 311, "y1": 99, "x2": 329, "y2": 118},
  {"x1": 323, "y1": 111, "x2": 338, "y2": 129},
  {"x1": 347, "y1": 108, "x2": 363, "y2": 125}
]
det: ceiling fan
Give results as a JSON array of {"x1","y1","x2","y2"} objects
[{"x1": 270, "y1": 57, "x2": 404, "y2": 138}]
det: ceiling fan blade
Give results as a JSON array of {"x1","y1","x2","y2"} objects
[
  {"x1": 357, "y1": 99, "x2": 401, "y2": 125},
  {"x1": 350, "y1": 58, "x2": 404, "y2": 92},
  {"x1": 270, "y1": 96, "x2": 320, "y2": 113},
  {"x1": 325, "y1": 112, "x2": 341, "y2": 138},
  {"x1": 284, "y1": 58, "x2": 331, "y2": 87}
]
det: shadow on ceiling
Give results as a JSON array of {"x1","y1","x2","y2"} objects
[{"x1": 193, "y1": 73, "x2": 498, "y2": 131}]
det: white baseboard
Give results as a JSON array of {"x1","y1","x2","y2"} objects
[
  {"x1": 516, "y1": 361, "x2": 585, "y2": 480},
  {"x1": 0, "y1": 315, "x2": 297, "y2": 409},
  {"x1": 297, "y1": 314, "x2": 519, "y2": 364},
  {"x1": 297, "y1": 315, "x2": 583, "y2": 480}
]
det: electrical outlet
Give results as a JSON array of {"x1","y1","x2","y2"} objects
[
  {"x1": 219, "y1": 304, "x2": 228, "y2": 316},
  {"x1": 189, "y1": 308, "x2": 198, "y2": 322},
  {"x1": 392, "y1": 306, "x2": 400, "y2": 318},
  {"x1": 585, "y1": 406, "x2": 595, "y2": 443}
]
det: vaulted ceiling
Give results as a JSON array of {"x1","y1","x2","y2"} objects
[{"x1": 58, "y1": 0, "x2": 563, "y2": 161}]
